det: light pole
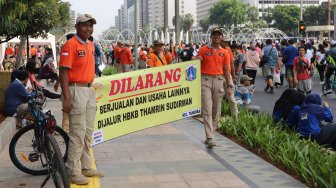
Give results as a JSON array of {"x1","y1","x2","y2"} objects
[
  {"x1": 134, "y1": 0, "x2": 139, "y2": 70},
  {"x1": 334, "y1": 1, "x2": 336, "y2": 40},
  {"x1": 175, "y1": 0, "x2": 179, "y2": 45},
  {"x1": 328, "y1": 0, "x2": 331, "y2": 41}
]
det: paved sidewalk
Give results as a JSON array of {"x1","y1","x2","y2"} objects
[
  {"x1": 94, "y1": 118, "x2": 306, "y2": 188},
  {"x1": 0, "y1": 82, "x2": 307, "y2": 188}
]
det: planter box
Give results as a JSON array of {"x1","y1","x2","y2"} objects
[{"x1": 0, "y1": 71, "x2": 11, "y2": 114}]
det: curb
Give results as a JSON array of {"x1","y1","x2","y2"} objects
[{"x1": 0, "y1": 117, "x2": 16, "y2": 153}]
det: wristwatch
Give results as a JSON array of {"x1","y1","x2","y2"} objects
[{"x1": 227, "y1": 85, "x2": 234, "y2": 88}]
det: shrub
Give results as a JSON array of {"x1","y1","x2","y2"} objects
[
  {"x1": 220, "y1": 101, "x2": 336, "y2": 188},
  {"x1": 102, "y1": 66, "x2": 118, "y2": 76}
]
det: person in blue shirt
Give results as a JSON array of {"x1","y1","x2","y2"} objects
[
  {"x1": 272, "y1": 88, "x2": 305, "y2": 129},
  {"x1": 297, "y1": 93, "x2": 336, "y2": 149},
  {"x1": 235, "y1": 75, "x2": 260, "y2": 113},
  {"x1": 4, "y1": 70, "x2": 33, "y2": 126},
  {"x1": 261, "y1": 39, "x2": 278, "y2": 94},
  {"x1": 88, "y1": 36, "x2": 103, "y2": 77},
  {"x1": 281, "y1": 39, "x2": 298, "y2": 88}
]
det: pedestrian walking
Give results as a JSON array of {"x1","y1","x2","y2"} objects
[
  {"x1": 197, "y1": 28, "x2": 233, "y2": 148},
  {"x1": 147, "y1": 40, "x2": 167, "y2": 67},
  {"x1": 59, "y1": 14, "x2": 104, "y2": 185},
  {"x1": 261, "y1": 39, "x2": 278, "y2": 94},
  {"x1": 293, "y1": 46, "x2": 312, "y2": 94},
  {"x1": 120, "y1": 41, "x2": 133, "y2": 72}
]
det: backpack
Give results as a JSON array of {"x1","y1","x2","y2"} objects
[{"x1": 259, "y1": 48, "x2": 273, "y2": 67}]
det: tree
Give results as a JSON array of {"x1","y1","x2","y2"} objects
[
  {"x1": 262, "y1": 7, "x2": 274, "y2": 25},
  {"x1": 1, "y1": 0, "x2": 71, "y2": 67},
  {"x1": 303, "y1": 5, "x2": 333, "y2": 26},
  {"x1": 247, "y1": 6, "x2": 259, "y2": 24},
  {"x1": 199, "y1": 16, "x2": 210, "y2": 33},
  {"x1": 208, "y1": 0, "x2": 247, "y2": 28},
  {"x1": 172, "y1": 14, "x2": 195, "y2": 31},
  {"x1": 180, "y1": 13, "x2": 195, "y2": 32},
  {"x1": 0, "y1": 0, "x2": 71, "y2": 44},
  {"x1": 0, "y1": 0, "x2": 28, "y2": 43},
  {"x1": 50, "y1": 1, "x2": 72, "y2": 40},
  {"x1": 272, "y1": 5, "x2": 300, "y2": 34}
]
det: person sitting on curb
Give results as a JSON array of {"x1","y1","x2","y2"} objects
[
  {"x1": 273, "y1": 88, "x2": 305, "y2": 129},
  {"x1": 296, "y1": 93, "x2": 336, "y2": 150},
  {"x1": 25, "y1": 59, "x2": 61, "y2": 99},
  {"x1": 4, "y1": 70, "x2": 35, "y2": 127},
  {"x1": 235, "y1": 75, "x2": 260, "y2": 113}
]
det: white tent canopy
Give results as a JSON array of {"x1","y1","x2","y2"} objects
[{"x1": 1, "y1": 33, "x2": 57, "y2": 64}]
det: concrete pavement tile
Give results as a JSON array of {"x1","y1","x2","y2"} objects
[
  {"x1": 154, "y1": 174, "x2": 184, "y2": 182},
  {"x1": 207, "y1": 172, "x2": 249, "y2": 188},
  {"x1": 187, "y1": 180, "x2": 219, "y2": 188},
  {"x1": 158, "y1": 181, "x2": 190, "y2": 188},
  {"x1": 181, "y1": 173, "x2": 211, "y2": 181},
  {"x1": 128, "y1": 175, "x2": 156, "y2": 183}
]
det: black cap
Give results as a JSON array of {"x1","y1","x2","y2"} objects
[{"x1": 211, "y1": 28, "x2": 223, "y2": 35}]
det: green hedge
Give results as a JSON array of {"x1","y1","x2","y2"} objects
[
  {"x1": 220, "y1": 101, "x2": 336, "y2": 188},
  {"x1": 102, "y1": 66, "x2": 118, "y2": 76}
]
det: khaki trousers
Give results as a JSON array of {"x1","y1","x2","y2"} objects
[
  {"x1": 223, "y1": 75, "x2": 238, "y2": 119},
  {"x1": 62, "y1": 112, "x2": 69, "y2": 133},
  {"x1": 201, "y1": 75, "x2": 225, "y2": 139},
  {"x1": 121, "y1": 64, "x2": 132, "y2": 73},
  {"x1": 115, "y1": 61, "x2": 122, "y2": 73},
  {"x1": 66, "y1": 85, "x2": 96, "y2": 176}
]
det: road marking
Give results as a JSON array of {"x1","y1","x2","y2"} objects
[{"x1": 71, "y1": 149, "x2": 100, "y2": 188}]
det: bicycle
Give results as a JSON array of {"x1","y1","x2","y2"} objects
[
  {"x1": 9, "y1": 82, "x2": 70, "y2": 188},
  {"x1": 322, "y1": 75, "x2": 336, "y2": 96},
  {"x1": 2, "y1": 58, "x2": 15, "y2": 71}
]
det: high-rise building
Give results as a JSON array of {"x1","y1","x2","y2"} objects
[
  {"x1": 197, "y1": 0, "x2": 217, "y2": 25},
  {"x1": 69, "y1": 9, "x2": 76, "y2": 32},
  {"x1": 197, "y1": 0, "x2": 327, "y2": 27},
  {"x1": 148, "y1": 0, "x2": 197, "y2": 28},
  {"x1": 115, "y1": 16, "x2": 119, "y2": 31},
  {"x1": 140, "y1": 0, "x2": 149, "y2": 29}
]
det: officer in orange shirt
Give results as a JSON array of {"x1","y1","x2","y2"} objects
[
  {"x1": 147, "y1": 40, "x2": 167, "y2": 67},
  {"x1": 138, "y1": 46, "x2": 147, "y2": 69},
  {"x1": 164, "y1": 47, "x2": 173, "y2": 64},
  {"x1": 119, "y1": 41, "x2": 133, "y2": 72},
  {"x1": 30, "y1": 45, "x2": 38, "y2": 58},
  {"x1": 114, "y1": 41, "x2": 123, "y2": 73},
  {"x1": 5, "y1": 44, "x2": 14, "y2": 58},
  {"x1": 59, "y1": 14, "x2": 104, "y2": 185},
  {"x1": 197, "y1": 28, "x2": 232, "y2": 148}
]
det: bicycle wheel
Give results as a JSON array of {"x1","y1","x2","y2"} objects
[
  {"x1": 3, "y1": 61, "x2": 14, "y2": 71},
  {"x1": 9, "y1": 124, "x2": 69, "y2": 175},
  {"x1": 44, "y1": 134, "x2": 70, "y2": 188}
]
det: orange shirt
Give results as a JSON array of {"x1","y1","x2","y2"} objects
[
  {"x1": 165, "y1": 52, "x2": 173, "y2": 64},
  {"x1": 198, "y1": 45, "x2": 230, "y2": 75},
  {"x1": 30, "y1": 47, "x2": 38, "y2": 56},
  {"x1": 5, "y1": 47, "x2": 14, "y2": 56},
  {"x1": 59, "y1": 36, "x2": 95, "y2": 83},
  {"x1": 147, "y1": 52, "x2": 167, "y2": 67},
  {"x1": 120, "y1": 47, "x2": 133, "y2": 65},
  {"x1": 114, "y1": 46, "x2": 121, "y2": 59},
  {"x1": 224, "y1": 47, "x2": 233, "y2": 71},
  {"x1": 139, "y1": 50, "x2": 147, "y2": 62}
]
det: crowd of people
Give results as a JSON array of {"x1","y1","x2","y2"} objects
[{"x1": 2, "y1": 13, "x2": 336, "y2": 185}]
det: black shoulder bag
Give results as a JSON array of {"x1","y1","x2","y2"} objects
[{"x1": 259, "y1": 48, "x2": 273, "y2": 67}]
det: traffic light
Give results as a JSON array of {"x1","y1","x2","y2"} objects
[{"x1": 299, "y1": 20, "x2": 306, "y2": 35}]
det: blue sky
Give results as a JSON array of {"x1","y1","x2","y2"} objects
[{"x1": 64, "y1": 0, "x2": 124, "y2": 37}]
